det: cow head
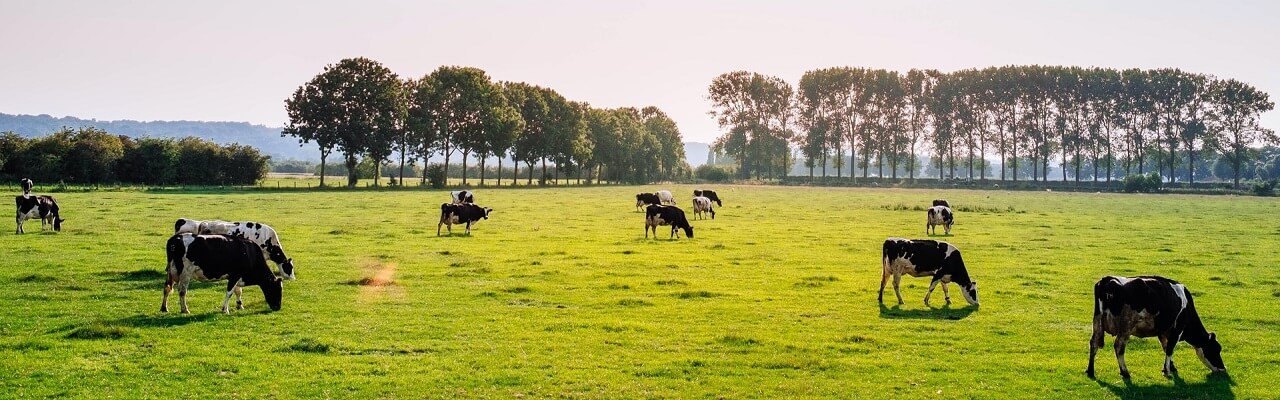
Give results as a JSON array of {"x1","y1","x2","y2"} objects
[
  {"x1": 1196, "y1": 333, "x2": 1227, "y2": 373},
  {"x1": 483, "y1": 207, "x2": 493, "y2": 219},
  {"x1": 961, "y1": 281, "x2": 979, "y2": 305},
  {"x1": 260, "y1": 278, "x2": 283, "y2": 311},
  {"x1": 682, "y1": 225, "x2": 694, "y2": 239},
  {"x1": 54, "y1": 218, "x2": 64, "y2": 231}
]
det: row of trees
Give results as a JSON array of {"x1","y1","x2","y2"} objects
[
  {"x1": 0, "y1": 128, "x2": 269, "y2": 185},
  {"x1": 709, "y1": 66, "x2": 1275, "y2": 188},
  {"x1": 284, "y1": 58, "x2": 689, "y2": 187}
]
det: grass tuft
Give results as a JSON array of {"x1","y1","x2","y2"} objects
[
  {"x1": 617, "y1": 299, "x2": 652, "y2": 307},
  {"x1": 674, "y1": 290, "x2": 721, "y2": 299},
  {"x1": 15, "y1": 274, "x2": 57, "y2": 283},
  {"x1": 286, "y1": 338, "x2": 331, "y2": 353},
  {"x1": 717, "y1": 335, "x2": 759, "y2": 346}
]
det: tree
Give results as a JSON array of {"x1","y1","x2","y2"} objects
[
  {"x1": 1208, "y1": 78, "x2": 1276, "y2": 188},
  {"x1": 504, "y1": 82, "x2": 549, "y2": 185},
  {"x1": 414, "y1": 66, "x2": 506, "y2": 186},
  {"x1": 707, "y1": 71, "x2": 793, "y2": 179},
  {"x1": 284, "y1": 57, "x2": 402, "y2": 187}
]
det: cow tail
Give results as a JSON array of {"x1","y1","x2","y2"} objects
[{"x1": 881, "y1": 241, "x2": 891, "y2": 274}]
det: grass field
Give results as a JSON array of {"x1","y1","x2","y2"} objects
[{"x1": 1, "y1": 185, "x2": 1276, "y2": 399}]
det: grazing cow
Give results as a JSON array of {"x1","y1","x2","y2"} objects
[
  {"x1": 692, "y1": 196, "x2": 715, "y2": 220},
  {"x1": 223, "y1": 222, "x2": 296, "y2": 280},
  {"x1": 644, "y1": 204, "x2": 693, "y2": 239},
  {"x1": 635, "y1": 192, "x2": 661, "y2": 210},
  {"x1": 174, "y1": 219, "x2": 296, "y2": 280},
  {"x1": 15, "y1": 195, "x2": 63, "y2": 234},
  {"x1": 879, "y1": 238, "x2": 978, "y2": 307},
  {"x1": 656, "y1": 190, "x2": 676, "y2": 205},
  {"x1": 162, "y1": 234, "x2": 283, "y2": 314},
  {"x1": 1087, "y1": 276, "x2": 1226, "y2": 379},
  {"x1": 450, "y1": 190, "x2": 475, "y2": 204},
  {"x1": 19, "y1": 178, "x2": 33, "y2": 196},
  {"x1": 693, "y1": 189, "x2": 723, "y2": 206},
  {"x1": 932, "y1": 199, "x2": 950, "y2": 208},
  {"x1": 927, "y1": 205, "x2": 954, "y2": 235},
  {"x1": 438, "y1": 203, "x2": 493, "y2": 235}
]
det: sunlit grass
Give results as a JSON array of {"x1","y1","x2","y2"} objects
[{"x1": 0, "y1": 185, "x2": 1274, "y2": 398}]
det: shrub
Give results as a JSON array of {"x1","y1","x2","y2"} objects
[
  {"x1": 425, "y1": 164, "x2": 447, "y2": 189},
  {"x1": 695, "y1": 164, "x2": 731, "y2": 182},
  {"x1": 1251, "y1": 179, "x2": 1277, "y2": 196},
  {"x1": 1122, "y1": 172, "x2": 1163, "y2": 193}
]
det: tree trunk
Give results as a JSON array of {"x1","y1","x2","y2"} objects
[
  {"x1": 345, "y1": 154, "x2": 358, "y2": 187},
  {"x1": 541, "y1": 158, "x2": 548, "y2": 185},
  {"x1": 479, "y1": 156, "x2": 486, "y2": 186},
  {"x1": 398, "y1": 141, "x2": 407, "y2": 187},
  {"x1": 528, "y1": 161, "x2": 535, "y2": 185},
  {"x1": 461, "y1": 150, "x2": 470, "y2": 186},
  {"x1": 497, "y1": 157, "x2": 503, "y2": 187},
  {"x1": 319, "y1": 152, "x2": 328, "y2": 188}
]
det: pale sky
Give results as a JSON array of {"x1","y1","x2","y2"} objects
[{"x1": 1, "y1": 0, "x2": 1277, "y2": 143}]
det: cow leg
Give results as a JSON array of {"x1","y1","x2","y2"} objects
[
  {"x1": 15, "y1": 214, "x2": 21, "y2": 234},
  {"x1": 1160, "y1": 335, "x2": 1178, "y2": 378},
  {"x1": 645, "y1": 224, "x2": 650, "y2": 239},
  {"x1": 1087, "y1": 316, "x2": 1105, "y2": 378},
  {"x1": 924, "y1": 279, "x2": 939, "y2": 306},
  {"x1": 669, "y1": 226, "x2": 677, "y2": 239},
  {"x1": 221, "y1": 280, "x2": 238, "y2": 314},
  {"x1": 465, "y1": 222, "x2": 472, "y2": 235},
  {"x1": 178, "y1": 281, "x2": 191, "y2": 314},
  {"x1": 892, "y1": 274, "x2": 904, "y2": 305},
  {"x1": 941, "y1": 281, "x2": 952, "y2": 305},
  {"x1": 945, "y1": 224, "x2": 952, "y2": 235},
  {"x1": 234, "y1": 285, "x2": 244, "y2": 310},
  {"x1": 878, "y1": 262, "x2": 889, "y2": 304},
  {"x1": 160, "y1": 275, "x2": 175, "y2": 312},
  {"x1": 437, "y1": 221, "x2": 442, "y2": 236},
  {"x1": 1114, "y1": 335, "x2": 1131, "y2": 379}
]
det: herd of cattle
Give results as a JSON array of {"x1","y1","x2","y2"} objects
[{"x1": 11, "y1": 179, "x2": 1228, "y2": 380}]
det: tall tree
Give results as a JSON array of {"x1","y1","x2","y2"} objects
[{"x1": 1208, "y1": 78, "x2": 1276, "y2": 188}]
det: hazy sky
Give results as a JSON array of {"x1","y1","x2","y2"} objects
[{"x1": 1, "y1": 1, "x2": 1277, "y2": 143}]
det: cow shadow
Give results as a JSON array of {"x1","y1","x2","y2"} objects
[
  {"x1": 1096, "y1": 372, "x2": 1234, "y2": 400},
  {"x1": 109, "y1": 312, "x2": 220, "y2": 328},
  {"x1": 878, "y1": 303, "x2": 976, "y2": 320}
]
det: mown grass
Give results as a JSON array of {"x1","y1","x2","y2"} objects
[{"x1": 0, "y1": 185, "x2": 1275, "y2": 399}]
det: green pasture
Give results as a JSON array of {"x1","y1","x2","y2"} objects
[{"x1": 0, "y1": 185, "x2": 1276, "y2": 399}]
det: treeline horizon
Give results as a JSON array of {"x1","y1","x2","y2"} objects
[
  {"x1": 0, "y1": 127, "x2": 269, "y2": 185},
  {"x1": 709, "y1": 65, "x2": 1275, "y2": 188},
  {"x1": 284, "y1": 57, "x2": 689, "y2": 187}
]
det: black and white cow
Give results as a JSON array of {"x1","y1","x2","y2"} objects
[
  {"x1": 636, "y1": 193, "x2": 661, "y2": 210},
  {"x1": 174, "y1": 219, "x2": 295, "y2": 280},
  {"x1": 438, "y1": 203, "x2": 493, "y2": 235},
  {"x1": 692, "y1": 196, "x2": 715, "y2": 220},
  {"x1": 20, "y1": 178, "x2": 33, "y2": 196},
  {"x1": 1088, "y1": 276, "x2": 1226, "y2": 379},
  {"x1": 879, "y1": 238, "x2": 978, "y2": 306},
  {"x1": 450, "y1": 190, "x2": 475, "y2": 204},
  {"x1": 645, "y1": 204, "x2": 693, "y2": 239},
  {"x1": 656, "y1": 190, "x2": 676, "y2": 205},
  {"x1": 932, "y1": 199, "x2": 950, "y2": 208},
  {"x1": 927, "y1": 205, "x2": 954, "y2": 236},
  {"x1": 693, "y1": 189, "x2": 723, "y2": 207},
  {"x1": 15, "y1": 195, "x2": 63, "y2": 234},
  {"x1": 162, "y1": 233, "x2": 283, "y2": 314}
]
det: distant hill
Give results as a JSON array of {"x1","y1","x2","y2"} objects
[
  {"x1": 0, "y1": 113, "x2": 713, "y2": 166},
  {"x1": 0, "y1": 113, "x2": 317, "y2": 161}
]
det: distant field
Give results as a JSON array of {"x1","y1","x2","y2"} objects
[{"x1": 0, "y1": 186, "x2": 1275, "y2": 399}]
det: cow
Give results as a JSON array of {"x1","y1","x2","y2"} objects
[
  {"x1": 15, "y1": 195, "x2": 63, "y2": 234},
  {"x1": 173, "y1": 218, "x2": 233, "y2": 235},
  {"x1": 161, "y1": 233, "x2": 283, "y2": 314},
  {"x1": 927, "y1": 205, "x2": 954, "y2": 236},
  {"x1": 19, "y1": 178, "x2": 33, "y2": 196},
  {"x1": 656, "y1": 190, "x2": 676, "y2": 205},
  {"x1": 635, "y1": 193, "x2": 661, "y2": 210},
  {"x1": 1087, "y1": 276, "x2": 1226, "y2": 379},
  {"x1": 450, "y1": 190, "x2": 475, "y2": 204},
  {"x1": 932, "y1": 199, "x2": 950, "y2": 208},
  {"x1": 645, "y1": 204, "x2": 693, "y2": 239},
  {"x1": 692, "y1": 196, "x2": 715, "y2": 220},
  {"x1": 693, "y1": 189, "x2": 723, "y2": 207},
  {"x1": 879, "y1": 238, "x2": 978, "y2": 307},
  {"x1": 438, "y1": 203, "x2": 493, "y2": 235},
  {"x1": 174, "y1": 219, "x2": 296, "y2": 280}
]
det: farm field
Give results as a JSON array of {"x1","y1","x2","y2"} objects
[{"x1": 1, "y1": 185, "x2": 1276, "y2": 399}]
